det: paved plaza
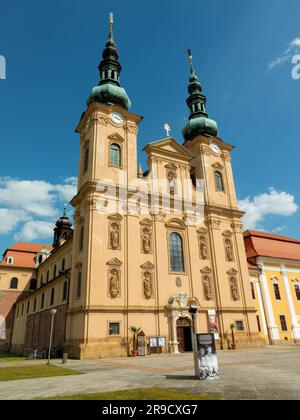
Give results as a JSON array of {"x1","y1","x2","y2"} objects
[{"x1": 0, "y1": 345, "x2": 300, "y2": 400}]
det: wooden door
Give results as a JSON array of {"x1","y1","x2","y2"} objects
[{"x1": 177, "y1": 327, "x2": 185, "y2": 353}]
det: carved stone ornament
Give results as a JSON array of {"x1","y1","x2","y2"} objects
[
  {"x1": 206, "y1": 217, "x2": 221, "y2": 230},
  {"x1": 109, "y1": 269, "x2": 120, "y2": 299},
  {"x1": 142, "y1": 227, "x2": 152, "y2": 254},
  {"x1": 202, "y1": 275, "x2": 213, "y2": 301},
  {"x1": 225, "y1": 238, "x2": 234, "y2": 262},
  {"x1": 199, "y1": 236, "x2": 208, "y2": 260},
  {"x1": 143, "y1": 271, "x2": 153, "y2": 299},
  {"x1": 229, "y1": 276, "x2": 240, "y2": 301},
  {"x1": 110, "y1": 223, "x2": 120, "y2": 250}
]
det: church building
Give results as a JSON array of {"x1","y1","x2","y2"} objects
[{"x1": 7, "y1": 15, "x2": 266, "y2": 359}]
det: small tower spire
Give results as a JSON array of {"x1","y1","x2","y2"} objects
[
  {"x1": 88, "y1": 13, "x2": 131, "y2": 110},
  {"x1": 182, "y1": 49, "x2": 218, "y2": 141}
]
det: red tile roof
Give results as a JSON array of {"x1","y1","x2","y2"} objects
[
  {"x1": 0, "y1": 243, "x2": 52, "y2": 269},
  {"x1": 244, "y1": 230, "x2": 300, "y2": 261}
]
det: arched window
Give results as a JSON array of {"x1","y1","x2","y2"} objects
[
  {"x1": 110, "y1": 143, "x2": 121, "y2": 167},
  {"x1": 79, "y1": 226, "x2": 84, "y2": 251},
  {"x1": 61, "y1": 258, "x2": 66, "y2": 273},
  {"x1": 7, "y1": 257, "x2": 14, "y2": 265},
  {"x1": 41, "y1": 293, "x2": 45, "y2": 310},
  {"x1": 77, "y1": 272, "x2": 82, "y2": 298},
  {"x1": 50, "y1": 288, "x2": 55, "y2": 306},
  {"x1": 169, "y1": 233, "x2": 185, "y2": 273},
  {"x1": 215, "y1": 171, "x2": 224, "y2": 192},
  {"x1": 46, "y1": 270, "x2": 50, "y2": 283},
  {"x1": 10, "y1": 278, "x2": 18, "y2": 289},
  {"x1": 53, "y1": 265, "x2": 57, "y2": 279},
  {"x1": 29, "y1": 279, "x2": 37, "y2": 291},
  {"x1": 62, "y1": 281, "x2": 68, "y2": 301},
  {"x1": 83, "y1": 147, "x2": 89, "y2": 173}
]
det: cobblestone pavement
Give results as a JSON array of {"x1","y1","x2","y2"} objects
[{"x1": 0, "y1": 346, "x2": 300, "y2": 400}]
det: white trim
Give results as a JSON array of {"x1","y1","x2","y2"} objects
[
  {"x1": 259, "y1": 270, "x2": 280, "y2": 341},
  {"x1": 254, "y1": 280, "x2": 268, "y2": 336},
  {"x1": 280, "y1": 266, "x2": 300, "y2": 340}
]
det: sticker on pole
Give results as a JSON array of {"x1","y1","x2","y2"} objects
[
  {"x1": 196, "y1": 333, "x2": 219, "y2": 380},
  {"x1": 0, "y1": 316, "x2": 6, "y2": 340}
]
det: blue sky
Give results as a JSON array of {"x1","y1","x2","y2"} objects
[{"x1": 0, "y1": 0, "x2": 300, "y2": 251}]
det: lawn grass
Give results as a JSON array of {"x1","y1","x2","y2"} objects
[
  {"x1": 0, "y1": 352, "x2": 27, "y2": 363},
  {"x1": 49, "y1": 387, "x2": 217, "y2": 400},
  {"x1": 0, "y1": 365, "x2": 81, "y2": 382}
]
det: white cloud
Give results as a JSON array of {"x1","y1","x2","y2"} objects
[
  {"x1": 14, "y1": 221, "x2": 54, "y2": 242},
  {"x1": 0, "y1": 177, "x2": 77, "y2": 242},
  {"x1": 268, "y1": 37, "x2": 300, "y2": 69},
  {"x1": 239, "y1": 188, "x2": 298, "y2": 230}
]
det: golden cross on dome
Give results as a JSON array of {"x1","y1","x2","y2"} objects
[{"x1": 164, "y1": 123, "x2": 171, "y2": 137}]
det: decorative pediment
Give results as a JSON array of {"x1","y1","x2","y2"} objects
[
  {"x1": 141, "y1": 261, "x2": 155, "y2": 270},
  {"x1": 201, "y1": 266, "x2": 212, "y2": 274},
  {"x1": 165, "y1": 162, "x2": 178, "y2": 170},
  {"x1": 108, "y1": 213, "x2": 123, "y2": 221},
  {"x1": 227, "y1": 268, "x2": 238, "y2": 275},
  {"x1": 271, "y1": 276, "x2": 279, "y2": 284},
  {"x1": 107, "y1": 258, "x2": 123, "y2": 267},
  {"x1": 212, "y1": 162, "x2": 224, "y2": 170},
  {"x1": 165, "y1": 218, "x2": 186, "y2": 229},
  {"x1": 108, "y1": 133, "x2": 125, "y2": 143},
  {"x1": 145, "y1": 138, "x2": 194, "y2": 160},
  {"x1": 140, "y1": 218, "x2": 153, "y2": 227},
  {"x1": 222, "y1": 230, "x2": 233, "y2": 238},
  {"x1": 197, "y1": 227, "x2": 208, "y2": 236}
]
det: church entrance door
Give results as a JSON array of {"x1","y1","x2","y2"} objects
[{"x1": 176, "y1": 318, "x2": 192, "y2": 353}]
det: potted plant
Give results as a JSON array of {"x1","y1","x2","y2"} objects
[
  {"x1": 129, "y1": 326, "x2": 141, "y2": 357},
  {"x1": 230, "y1": 324, "x2": 237, "y2": 350}
]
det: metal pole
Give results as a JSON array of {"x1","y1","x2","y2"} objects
[
  {"x1": 192, "y1": 313, "x2": 200, "y2": 379},
  {"x1": 47, "y1": 311, "x2": 56, "y2": 365}
]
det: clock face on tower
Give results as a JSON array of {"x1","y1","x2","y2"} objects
[
  {"x1": 110, "y1": 112, "x2": 124, "y2": 125},
  {"x1": 210, "y1": 143, "x2": 221, "y2": 154}
]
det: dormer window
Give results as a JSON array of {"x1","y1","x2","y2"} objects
[{"x1": 7, "y1": 257, "x2": 14, "y2": 265}]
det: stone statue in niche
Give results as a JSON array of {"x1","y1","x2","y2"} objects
[
  {"x1": 202, "y1": 276, "x2": 213, "y2": 301},
  {"x1": 143, "y1": 272, "x2": 153, "y2": 299},
  {"x1": 225, "y1": 239, "x2": 234, "y2": 261},
  {"x1": 110, "y1": 269, "x2": 120, "y2": 298},
  {"x1": 110, "y1": 223, "x2": 120, "y2": 249},
  {"x1": 200, "y1": 236, "x2": 208, "y2": 260},
  {"x1": 142, "y1": 228, "x2": 151, "y2": 254},
  {"x1": 230, "y1": 277, "x2": 239, "y2": 301},
  {"x1": 167, "y1": 171, "x2": 176, "y2": 195}
]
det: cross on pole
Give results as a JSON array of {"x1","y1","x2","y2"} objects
[{"x1": 164, "y1": 123, "x2": 171, "y2": 137}]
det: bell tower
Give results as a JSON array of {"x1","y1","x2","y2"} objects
[
  {"x1": 183, "y1": 50, "x2": 261, "y2": 346},
  {"x1": 68, "y1": 14, "x2": 143, "y2": 358}
]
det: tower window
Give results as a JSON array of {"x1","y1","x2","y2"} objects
[
  {"x1": 46, "y1": 270, "x2": 50, "y2": 283},
  {"x1": 77, "y1": 272, "x2": 82, "y2": 299},
  {"x1": 169, "y1": 232, "x2": 185, "y2": 273},
  {"x1": 110, "y1": 143, "x2": 121, "y2": 167},
  {"x1": 33, "y1": 298, "x2": 37, "y2": 312},
  {"x1": 62, "y1": 281, "x2": 68, "y2": 301},
  {"x1": 256, "y1": 315, "x2": 262, "y2": 333},
  {"x1": 215, "y1": 171, "x2": 224, "y2": 192},
  {"x1": 83, "y1": 148, "x2": 89, "y2": 174},
  {"x1": 61, "y1": 258, "x2": 66, "y2": 273},
  {"x1": 79, "y1": 227, "x2": 84, "y2": 252},
  {"x1": 53, "y1": 265, "x2": 57, "y2": 279},
  {"x1": 10, "y1": 278, "x2": 18, "y2": 290},
  {"x1": 250, "y1": 282, "x2": 256, "y2": 300}
]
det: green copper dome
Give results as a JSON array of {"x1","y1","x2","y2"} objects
[
  {"x1": 183, "y1": 116, "x2": 218, "y2": 141},
  {"x1": 89, "y1": 84, "x2": 131, "y2": 110},
  {"x1": 182, "y1": 50, "x2": 218, "y2": 141},
  {"x1": 88, "y1": 13, "x2": 131, "y2": 110}
]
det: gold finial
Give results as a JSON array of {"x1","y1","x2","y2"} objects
[{"x1": 109, "y1": 12, "x2": 114, "y2": 27}]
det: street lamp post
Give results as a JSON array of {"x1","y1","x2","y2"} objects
[
  {"x1": 189, "y1": 304, "x2": 200, "y2": 379},
  {"x1": 47, "y1": 309, "x2": 57, "y2": 365}
]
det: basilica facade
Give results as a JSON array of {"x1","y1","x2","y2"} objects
[{"x1": 7, "y1": 16, "x2": 265, "y2": 359}]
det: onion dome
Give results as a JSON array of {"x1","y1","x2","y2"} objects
[
  {"x1": 52, "y1": 205, "x2": 73, "y2": 248},
  {"x1": 182, "y1": 50, "x2": 218, "y2": 141}
]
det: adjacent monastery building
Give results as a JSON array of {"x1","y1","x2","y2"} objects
[{"x1": 3, "y1": 16, "x2": 299, "y2": 359}]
